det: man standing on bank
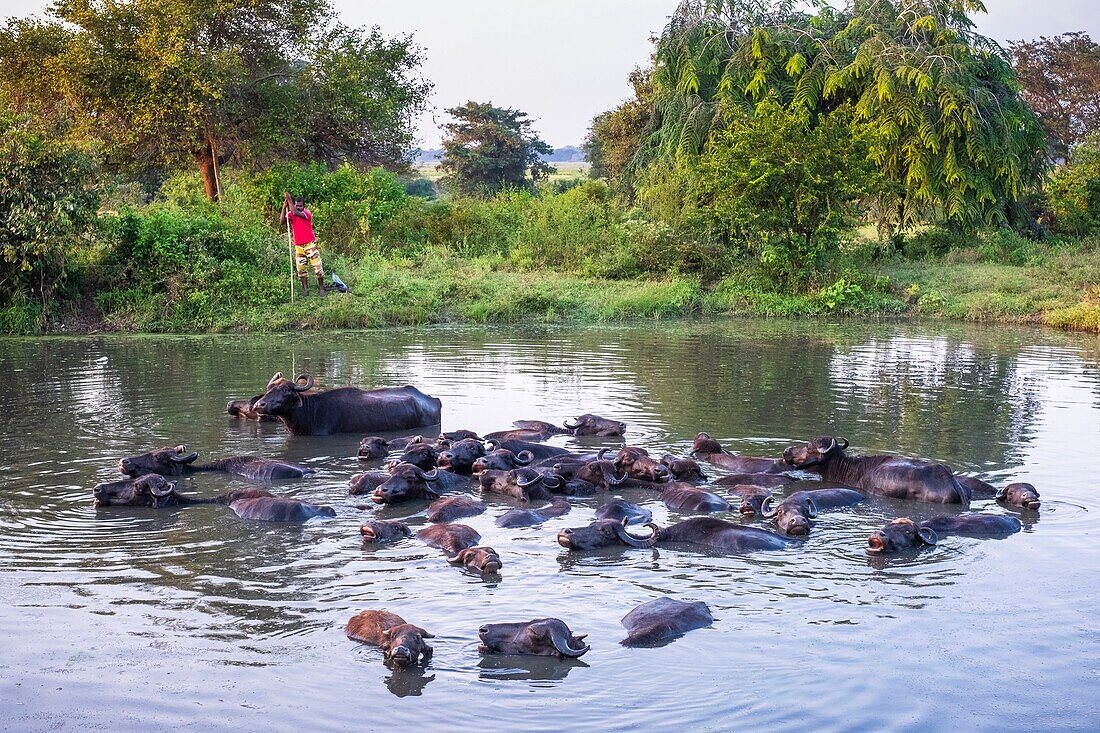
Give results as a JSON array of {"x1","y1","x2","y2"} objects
[{"x1": 280, "y1": 191, "x2": 325, "y2": 296}]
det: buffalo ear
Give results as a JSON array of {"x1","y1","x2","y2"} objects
[
  {"x1": 417, "y1": 628, "x2": 435, "y2": 639},
  {"x1": 381, "y1": 628, "x2": 392, "y2": 637},
  {"x1": 917, "y1": 526, "x2": 938, "y2": 546}
]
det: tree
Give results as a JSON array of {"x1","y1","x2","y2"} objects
[
  {"x1": 0, "y1": 0, "x2": 430, "y2": 201},
  {"x1": 1048, "y1": 133, "x2": 1100, "y2": 235},
  {"x1": 585, "y1": 68, "x2": 655, "y2": 185},
  {"x1": 438, "y1": 102, "x2": 554, "y2": 196},
  {"x1": 640, "y1": 0, "x2": 1047, "y2": 235},
  {"x1": 1009, "y1": 33, "x2": 1100, "y2": 161},
  {"x1": 0, "y1": 112, "x2": 99, "y2": 313}
]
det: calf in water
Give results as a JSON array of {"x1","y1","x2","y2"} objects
[{"x1": 867, "y1": 514, "x2": 1022, "y2": 553}]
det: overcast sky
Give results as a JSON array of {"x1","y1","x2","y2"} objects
[{"x1": 6, "y1": 1, "x2": 1099, "y2": 148}]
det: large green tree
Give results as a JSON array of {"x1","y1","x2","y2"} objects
[
  {"x1": 0, "y1": 0, "x2": 430, "y2": 200},
  {"x1": 584, "y1": 68, "x2": 655, "y2": 187},
  {"x1": 438, "y1": 102, "x2": 555, "y2": 196}
]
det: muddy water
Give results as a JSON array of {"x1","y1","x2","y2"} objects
[{"x1": 0, "y1": 321, "x2": 1097, "y2": 732}]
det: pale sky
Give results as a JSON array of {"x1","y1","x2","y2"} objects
[{"x1": 5, "y1": 1, "x2": 1099, "y2": 148}]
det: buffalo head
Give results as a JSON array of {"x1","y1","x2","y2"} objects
[
  {"x1": 471, "y1": 449, "x2": 534, "y2": 475},
  {"x1": 436, "y1": 438, "x2": 486, "y2": 475},
  {"x1": 395, "y1": 442, "x2": 440, "y2": 471},
  {"x1": 448, "y1": 546, "x2": 503, "y2": 574},
  {"x1": 478, "y1": 618, "x2": 590, "y2": 657},
  {"x1": 553, "y1": 454, "x2": 627, "y2": 489},
  {"x1": 252, "y1": 372, "x2": 313, "y2": 416},
  {"x1": 867, "y1": 518, "x2": 937, "y2": 553},
  {"x1": 761, "y1": 494, "x2": 817, "y2": 535},
  {"x1": 557, "y1": 519, "x2": 658, "y2": 550},
  {"x1": 382, "y1": 624, "x2": 435, "y2": 666},
  {"x1": 690, "y1": 432, "x2": 724, "y2": 456},
  {"x1": 564, "y1": 414, "x2": 626, "y2": 437},
  {"x1": 733, "y1": 485, "x2": 773, "y2": 516},
  {"x1": 614, "y1": 447, "x2": 670, "y2": 483},
  {"x1": 119, "y1": 445, "x2": 199, "y2": 477},
  {"x1": 92, "y1": 474, "x2": 179, "y2": 508},
  {"x1": 660, "y1": 454, "x2": 706, "y2": 481},
  {"x1": 371, "y1": 463, "x2": 441, "y2": 504},
  {"x1": 360, "y1": 520, "x2": 413, "y2": 543},
  {"x1": 783, "y1": 436, "x2": 849, "y2": 468},
  {"x1": 997, "y1": 482, "x2": 1041, "y2": 510},
  {"x1": 358, "y1": 437, "x2": 390, "y2": 460}
]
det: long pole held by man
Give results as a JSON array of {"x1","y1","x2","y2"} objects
[{"x1": 280, "y1": 191, "x2": 326, "y2": 298}]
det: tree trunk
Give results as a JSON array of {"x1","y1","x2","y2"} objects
[{"x1": 194, "y1": 136, "x2": 222, "y2": 201}]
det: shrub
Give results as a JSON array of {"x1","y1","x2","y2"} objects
[{"x1": 1049, "y1": 133, "x2": 1100, "y2": 235}]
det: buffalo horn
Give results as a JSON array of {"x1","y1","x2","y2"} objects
[
  {"x1": 291, "y1": 373, "x2": 313, "y2": 392},
  {"x1": 563, "y1": 418, "x2": 579, "y2": 429},
  {"x1": 823, "y1": 437, "x2": 837, "y2": 454},
  {"x1": 837, "y1": 437, "x2": 849, "y2": 449},
  {"x1": 607, "y1": 466, "x2": 627, "y2": 486},
  {"x1": 514, "y1": 450, "x2": 534, "y2": 466},
  {"x1": 484, "y1": 439, "x2": 501, "y2": 452},
  {"x1": 170, "y1": 447, "x2": 199, "y2": 464},
  {"x1": 150, "y1": 480, "x2": 176, "y2": 497},
  {"x1": 546, "y1": 625, "x2": 590, "y2": 658},
  {"x1": 760, "y1": 496, "x2": 778, "y2": 518},
  {"x1": 612, "y1": 521, "x2": 657, "y2": 548},
  {"x1": 415, "y1": 467, "x2": 439, "y2": 481},
  {"x1": 806, "y1": 498, "x2": 818, "y2": 519},
  {"x1": 267, "y1": 372, "x2": 283, "y2": 388},
  {"x1": 543, "y1": 474, "x2": 562, "y2": 489},
  {"x1": 597, "y1": 447, "x2": 614, "y2": 461},
  {"x1": 516, "y1": 472, "x2": 544, "y2": 488}
]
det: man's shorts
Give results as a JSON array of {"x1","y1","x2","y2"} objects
[{"x1": 295, "y1": 242, "x2": 324, "y2": 277}]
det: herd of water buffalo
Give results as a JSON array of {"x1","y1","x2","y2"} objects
[{"x1": 91, "y1": 372, "x2": 1039, "y2": 666}]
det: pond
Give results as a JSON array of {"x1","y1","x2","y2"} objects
[{"x1": 1, "y1": 320, "x2": 1097, "y2": 732}]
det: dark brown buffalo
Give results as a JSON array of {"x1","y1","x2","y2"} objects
[
  {"x1": 349, "y1": 470, "x2": 390, "y2": 496},
  {"x1": 436, "y1": 438, "x2": 487, "y2": 475},
  {"x1": 370, "y1": 464, "x2": 468, "y2": 504},
  {"x1": 484, "y1": 419, "x2": 569, "y2": 442},
  {"x1": 868, "y1": 514, "x2": 1022, "y2": 553},
  {"x1": 594, "y1": 499, "x2": 653, "y2": 526},
  {"x1": 552, "y1": 457, "x2": 627, "y2": 490},
  {"x1": 119, "y1": 446, "x2": 313, "y2": 480},
  {"x1": 93, "y1": 477, "x2": 271, "y2": 509},
  {"x1": 997, "y1": 482, "x2": 1041, "y2": 510},
  {"x1": 447, "y1": 546, "x2": 503, "y2": 574},
  {"x1": 691, "y1": 432, "x2": 787, "y2": 473},
  {"x1": 565, "y1": 414, "x2": 626, "y2": 437},
  {"x1": 478, "y1": 468, "x2": 560, "y2": 502},
  {"x1": 360, "y1": 520, "x2": 412, "y2": 543},
  {"x1": 659, "y1": 483, "x2": 730, "y2": 513},
  {"x1": 784, "y1": 436, "x2": 970, "y2": 504},
  {"x1": 714, "y1": 473, "x2": 792, "y2": 489},
  {"x1": 392, "y1": 442, "x2": 441, "y2": 471},
  {"x1": 496, "y1": 497, "x2": 572, "y2": 528},
  {"x1": 471, "y1": 449, "x2": 535, "y2": 475},
  {"x1": 228, "y1": 496, "x2": 336, "y2": 521},
  {"x1": 478, "y1": 619, "x2": 590, "y2": 658},
  {"x1": 346, "y1": 610, "x2": 434, "y2": 666},
  {"x1": 253, "y1": 372, "x2": 442, "y2": 436},
  {"x1": 439, "y1": 429, "x2": 481, "y2": 442},
  {"x1": 426, "y1": 495, "x2": 487, "y2": 523},
  {"x1": 660, "y1": 455, "x2": 706, "y2": 482},
  {"x1": 620, "y1": 597, "x2": 713, "y2": 647},
  {"x1": 514, "y1": 420, "x2": 571, "y2": 435},
  {"x1": 485, "y1": 439, "x2": 572, "y2": 462},
  {"x1": 557, "y1": 517, "x2": 794, "y2": 552},
  {"x1": 727, "y1": 484, "x2": 774, "y2": 516},
  {"x1": 760, "y1": 488, "x2": 864, "y2": 535},
  {"x1": 416, "y1": 523, "x2": 482, "y2": 554},
  {"x1": 613, "y1": 447, "x2": 671, "y2": 483},
  {"x1": 227, "y1": 395, "x2": 276, "y2": 422},
  {"x1": 357, "y1": 437, "x2": 391, "y2": 460}
]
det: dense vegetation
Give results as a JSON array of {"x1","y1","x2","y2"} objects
[{"x1": 2, "y1": 0, "x2": 1100, "y2": 336}]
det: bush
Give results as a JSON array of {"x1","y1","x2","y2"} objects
[{"x1": 1049, "y1": 133, "x2": 1100, "y2": 235}]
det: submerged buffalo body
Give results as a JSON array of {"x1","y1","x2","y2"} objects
[
  {"x1": 486, "y1": 439, "x2": 571, "y2": 463},
  {"x1": 416, "y1": 523, "x2": 482, "y2": 554},
  {"x1": 761, "y1": 488, "x2": 865, "y2": 535},
  {"x1": 714, "y1": 473, "x2": 791, "y2": 490},
  {"x1": 346, "y1": 610, "x2": 434, "y2": 666},
  {"x1": 426, "y1": 495, "x2": 487, "y2": 523},
  {"x1": 120, "y1": 446, "x2": 312, "y2": 480},
  {"x1": 620, "y1": 597, "x2": 713, "y2": 647},
  {"x1": 691, "y1": 433, "x2": 787, "y2": 473},
  {"x1": 565, "y1": 414, "x2": 626, "y2": 437},
  {"x1": 660, "y1": 483, "x2": 731, "y2": 513},
  {"x1": 594, "y1": 499, "x2": 653, "y2": 526},
  {"x1": 784, "y1": 437, "x2": 970, "y2": 504},
  {"x1": 93, "y1": 477, "x2": 271, "y2": 509},
  {"x1": 478, "y1": 618, "x2": 590, "y2": 657},
  {"x1": 558, "y1": 517, "x2": 794, "y2": 553},
  {"x1": 868, "y1": 514, "x2": 1022, "y2": 553},
  {"x1": 229, "y1": 496, "x2": 335, "y2": 521},
  {"x1": 496, "y1": 497, "x2": 572, "y2": 528},
  {"x1": 254, "y1": 373, "x2": 442, "y2": 436}
]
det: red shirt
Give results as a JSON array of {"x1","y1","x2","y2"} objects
[{"x1": 289, "y1": 208, "x2": 315, "y2": 246}]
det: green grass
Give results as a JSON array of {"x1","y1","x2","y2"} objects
[{"x1": 413, "y1": 162, "x2": 590, "y2": 185}]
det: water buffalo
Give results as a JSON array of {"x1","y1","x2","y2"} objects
[
  {"x1": 426, "y1": 496, "x2": 487, "y2": 523},
  {"x1": 557, "y1": 517, "x2": 794, "y2": 552},
  {"x1": 253, "y1": 373, "x2": 442, "y2": 436},
  {"x1": 660, "y1": 455, "x2": 706, "y2": 482},
  {"x1": 471, "y1": 449, "x2": 535, "y2": 475},
  {"x1": 760, "y1": 488, "x2": 864, "y2": 535},
  {"x1": 370, "y1": 465, "x2": 467, "y2": 504},
  {"x1": 997, "y1": 482, "x2": 1041, "y2": 510},
  {"x1": 92, "y1": 477, "x2": 271, "y2": 509},
  {"x1": 594, "y1": 499, "x2": 653, "y2": 526},
  {"x1": 478, "y1": 468, "x2": 561, "y2": 502},
  {"x1": 565, "y1": 414, "x2": 626, "y2": 437},
  {"x1": 714, "y1": 473, "x2": 792, "y2": 490},
  {"x1": 691, "y1": 433, "x2": 787, "y2": 473},
  {"x1": 229, "y1": 496, "x2": 336, "y2": 521},
  {"x1": 447, "y1": 546, "x2": 503, "y2": 574},
  {"x1": 727, "y1": 484, "x2": 774, "y2": 516},
  {"x1": 484, "y1": 419, "x2": 567, "y2": 443},
  {"x1": 357, "y1": 437, "x2": 391, "y2": 460},
  {"x1": 436, "y1": 438, "x2": 487, "y2": 475},
  {"x1": 360, "y1": 520, "x2": 413, "y2": 543},
  {"x1": 485, "y1": 439, "x2": 572, "y2": 462},
  {"x1": 349, "y1": 470, "x2": 390, "y2": 496},
  {"x1": 514, "y1": 420, "x2": 571, "y2": 436},
  {"x1": 783, "y1": 436, "x2": 970, "y2": 504},
  {"x1": 496, "y1": 497, "x2": 572, "y2": 528},
  {"x1": 478, "y1": 619, "x2": 590, "y2": 658},
  {"x1": 659, "y1": 483, "x2": 731, "y2": 513},
  {"x1": 346, "y1": 610, "x2": 434, "y2": 666},
  {"x1": 439, "y1": 429, "x2": 481, "y2": 442},
  {"x1": 867, "y1": 514, "x2": 1022, "y2": 553},
  {"x1": 620, "y1": 597, "x2": 713, "y2": 647},
  {"x1": 613, "y1": 447, "x2": 671, "y2": 483},
  {"x1": 227, "y1": 395, "x2": 276, "y2": 422},
  {"x1": 552, "y1": 457, "x2": 627, "y2": 490},
  {"x1": 119, "y1": 446, "x2": 313, "y2": 480},
  {"x1": 416, "y1": 523, "x2": 482, "y2": 554},
  {"x1": 393, "y1": 442, "x2": 441, "y2": 471}
]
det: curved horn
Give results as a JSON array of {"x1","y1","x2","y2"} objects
[
  {"x1": 169, "y1": 450, "x2": 199, "y2": 464},
  {"x1": 806, "y1": 498, "x2": 818, "y2": 519},
  {"x1": 149, "y1": 479, "x2": 176, "y2": 497},
  {"x1": 760, "y1": 496, "x2": 778, "y2": 518},
  {"x1": 608, "y1": 468, "x2": 627, "y2": 486},
  {"x1": 291, "y1": 373, "x2": 313, "y2": 392},
  {"x1": 266, "y1": 372, "x2": 283, "y2": 387},
  {"x1": 612, "y1": 521, "x2": 658, "y2": 548},
  {"x1": 516, "y1": 472, "x2": 544, "y2": 488},
  {"x1": 824, "y1": 438, "x2": 837, "y2": 453},
  {"x1": 547, "y1": 625, "x2": 590, "y2": 658},
  {"x1": 995, "y1": 486, "x2": 1008, "y2": 500},
  {"x1": 917, "y1": 526, "x2": 938, "y2": 546},
  {"x1": 837, "y1": 437, "x2": 849, "y2": 449},
  {"x1": 597, "y1": 447, "x2": 614, "y2": 461},
  {"x1": 415, "y1": 467, "x2": 439, "y2": 481},
  {"x1": 514, "y1": 450, "x2": 534, "y2": 466},
  {"x1": 563, "y1": 418, "x2": 579, "y2": 429},
  {"x1": 484, "y1": 439, "x2": 501, "y2": 452},
  {"x1": 542, "y1": 474, "x2": 562, "y2": 489}
]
